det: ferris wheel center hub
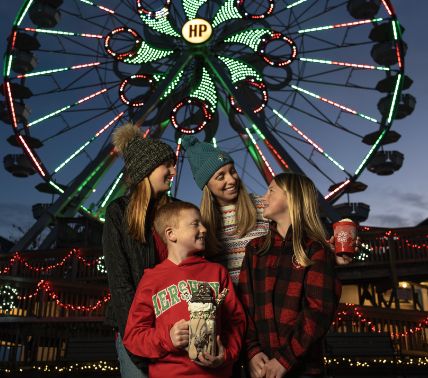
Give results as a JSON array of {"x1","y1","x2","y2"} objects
[{"x1": 182, "y1": 19, "x2": 212, "y2": 44}]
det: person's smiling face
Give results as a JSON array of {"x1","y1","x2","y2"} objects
[
  {"x1": 174, "y1": 208, "x2": 207, "y2": 253},
  {"x1": 148, "y1": 159, "x2": 176, "y2": 197},
  {"x1": 206, "y1": 163, "x2": 240, "y2": 206},
  {"x1": 262, "y1": 179, "x2": 289, "y2": 222}
]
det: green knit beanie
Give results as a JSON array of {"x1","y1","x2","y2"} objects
[{"x1": 181, "y1": 135, "x2": 234, "y2": 190}]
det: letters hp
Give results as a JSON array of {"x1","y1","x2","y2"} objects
[{"x1": 189, "y1": 23, "x2": 208, "y2": 38}]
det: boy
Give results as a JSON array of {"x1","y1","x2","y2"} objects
[{"x1": 123, "y1": 201, "x2": 246, "y2": 378}]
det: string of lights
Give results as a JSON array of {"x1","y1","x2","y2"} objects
[
  {"x1": 0, "y1": 249, "x2": 104, "y2": 275},
  {"x1": 335, "y1": 303, "x2": 428, "y2": 338}
]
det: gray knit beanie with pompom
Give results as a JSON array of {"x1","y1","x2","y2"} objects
[{"x1": 112, "y1": 123, "x2": 175, "y2": 187}]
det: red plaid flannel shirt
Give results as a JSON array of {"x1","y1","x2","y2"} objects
[{"x1": 238, "y1": 227, "x2": 341, "y2": 375}]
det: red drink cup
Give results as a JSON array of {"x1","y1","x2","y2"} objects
[{"x1": 333, "y1": 219, "x2": 357, "y2": 256}]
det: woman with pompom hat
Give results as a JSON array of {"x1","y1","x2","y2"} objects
[{"x1": 102, "y1": 123, "x2": 176, "y2": 378}]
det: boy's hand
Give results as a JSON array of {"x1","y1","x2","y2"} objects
[
  {"x1": 195, "y1": 335, "x2": 225, "y2": 368},
  {"x1": 263, "y1": 357, "x2": 286, "y2": 378},
  {"x1": 170, "y1": 319, "x2": 189, "y2": 348},
  {"x1": 328, "y1": 236, "x2": 361, "y2": 265},
  {"x1": 249, "y1": 352, "x2": 269, "y2": 378}
]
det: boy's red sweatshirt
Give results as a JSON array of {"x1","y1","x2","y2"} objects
[{"x1": 123, "y1": 255, "x2": 246, "y2": 378}]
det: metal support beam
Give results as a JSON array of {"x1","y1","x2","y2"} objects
[{"x1": 11, "y1": 145, "x2": 116, "y2": 252}]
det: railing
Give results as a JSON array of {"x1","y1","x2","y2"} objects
[
  {"x1": 357, "y1": 225, "x2": 428, "y2": 264},
  {"x1": 0, "y1": 317, "x2": 114, "y2": 365},
  {"x1": 0, "y1": 224, "x2": 427, "y2": 372},
  {"x1": 334, "y1": 303, "x2": 428, "y2": 355}
]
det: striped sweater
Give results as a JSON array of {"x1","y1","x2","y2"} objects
[{"x1": 212, "y1": 194, "x2": 270, "y2": 285}]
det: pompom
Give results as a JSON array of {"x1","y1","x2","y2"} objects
[
  {"x1": 181, "y1": 135, "x2": 200, "y2": 151},
  {"x1": 112, "y1": 123, "x2": 143, "y2": 154}
]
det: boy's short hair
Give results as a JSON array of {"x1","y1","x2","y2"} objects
[{"x1": 154, "y1": 201, "x2": 200, "y2": 243}]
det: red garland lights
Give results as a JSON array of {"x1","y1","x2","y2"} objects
[
  {"x1": 259, "y1": 32, "x2": 297, "y2": 67},
  {"x1": 170, "y1": 97, "x2": 213, "y2": 134},
  {"x1": 236, "y1": 0, "x2": 274, "y2": 19},
  {"x1": 137, "y1": 0, "x2": 171, "y2": 19},
  {"x1": 119, "y1": 74, "x2": 155, "y2": 107},
  {"x1": 229, "y1": 79, "x2": 268, "y2": 114},
  {"x1": 104, "y1": 27, "x2": 141, "y2": 60},
  {"x1": 0, "y1": 248, "x2": 103, "y2": 275}
]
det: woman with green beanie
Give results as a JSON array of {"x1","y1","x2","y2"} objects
[
  {"x1": 181, "y1": 135, "x2": 269, "y2": 285},
  {"x1": 103, "y1": 123, "x2": 176, "y2": 378},
  {"x1": 181, "y1": 136, "x2": 352, "y2": 285}
]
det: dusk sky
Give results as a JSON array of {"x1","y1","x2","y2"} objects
[{"x1": 0, "y1": 0, "x2": 427, "y2": 242}]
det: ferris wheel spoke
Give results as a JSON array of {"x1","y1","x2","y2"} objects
[
  {"x1": 297, "y1": 77, "x2": 379, "y2": 91},
  {"x1": 52, "y1": 112, "x2": 125, "y2": 174},
  {"x1": 286, "y1": 1, "x2": 347, "y2": 31},
  {"x1": 42, "y1": 103, "x2": 123, "y2": 144},
  {"x1": 291, "y1": 84, "x2": 379, "y2": 124},
  {"x1": 13, "y1": 61, "x2": 105, "y2": 80},
  {"x1": 97, "y1": 171, "x2": 125, "y2": 218},
  {"x1": 21, "y1": 27, "x2": 103, "y2": 39},
  {"x1": 270, "y1": 127, "x2": 338, "y2": 185},
  {"x1": 270, "y1": 108, "x2": 350, "y2": 176},
  {"x1": 77, "y1": 0, "x2": 116, "y2": 16},
  {"x1": 270, "y1": 93, "x2": 364, "y2": 139},
  {"x1": 298, "y1": 57, "x2": 390, "y2": 71},
  {"x1": 296, "y1": 17, "x2": 385, "y2": 34},
  {"x1": 27, "y1": 86, "x2": 112, "y2": 128}
]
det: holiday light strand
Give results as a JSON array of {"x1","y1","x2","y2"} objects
[
  {"x1": 12, "y1": 280, "x2": 111, "y2": 312},
  {"x1": 0, "y1": 249, "x2": 104, "y2": 275},
  {"x1": 335, "y1": 303, "x2": 428, "y2": 338}
]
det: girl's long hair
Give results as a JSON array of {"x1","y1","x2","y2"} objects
[
  {"x1": 259, "y1": 173, "x2": 329, "y2": 267},
  {"x1": 200, "y1": 181, "x2": 256, "y2": 256},
  {"x1": 126, "y1": 177, "x2": 169, "y2": 243}
]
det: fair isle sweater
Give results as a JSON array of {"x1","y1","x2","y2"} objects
[{"x1": 213, "y1": 194, "x2": 269, "y2": 285}]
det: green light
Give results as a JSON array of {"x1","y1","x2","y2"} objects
[
  {"x1": 100, "y1": 172, "x2": 123, "y2": 208},
  {"x1": 251, "y1": 124, "x2": 265, "y2": 140},
  {"x1": 77, "y1": 160, "x2": 107, "y2": 193},
  {"x1": 54, "y1": 141, "x2": 91, "y2": 173},
  {"x1": 21, "y1": 67, "x2": 69, "y2": 78},
  {"x1": 49, "y1": 181, "x2": 65, "y2": 194},
  {"x1": 392, "y1": 20, "x2": 398, "y2": 40},
  {"x1": 297, "y1": 18, "x2": 383, "y2": 34},
  {"x1": 224, "y1": 29, "x2": 271, "y2": 52},
  {"x1": 140, "y1": 14, "x2": 180, "y2": 37},
  {"x1": 212, "y1": 137, "x2": 217, "y2": 148},
  {"x1": 273, "y1": 109, "x2": 345, "y2": 172},
  {"x1": 212, "y1": 0, "x2": 242, "y2": 29},
  {"x1": 291, "y1": 84, "x2": 378, "y2": 123},
  {"x1": 158, "y1": 68, "x2": 185, "y2": 100},
  {"x1": 299, "y1": 57, "x2": 390, "y2": 71},
  {"x1": 387, "y1": 73, "x2": 402, "y2": 124},
  {"x1": 124, "y1": 40, "x2": 174, "y2": 65},
  {"x1": 190, "y1": 67, "x2": 217, "y2": 112},
  {"x1": 355, "y1": 128, "x2": 388, "y2": 175},
  {"x1": 218, "y1": 55, "x2": 262, "y2": 83},
  {"x1": 287, "y1": 0, "x2": 308, "y2": 9},
  {"x1": 15, "y1": 0, "x2": 35, "y2": 26},
  {"x1": 4, "y1": 55, "x2": 12, "y2": 77},
  {"x1": 183, "y1": 0, "x2": 207, "y2": 20},
  {"x1": 28, "y1": 105, "x2": 71, "y2": 127}
]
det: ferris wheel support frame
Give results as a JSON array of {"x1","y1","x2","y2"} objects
[{"x1": 11, "y1": 144, "x2": 116, "y2": 252}]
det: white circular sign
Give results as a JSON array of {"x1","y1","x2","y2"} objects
[{"x1": 182, "y1": 19, "x2": 212, "y2": 44}]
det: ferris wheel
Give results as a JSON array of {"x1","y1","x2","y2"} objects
[{"x1": 2, "y1": 0, "x2": 413, "y2": 250}]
